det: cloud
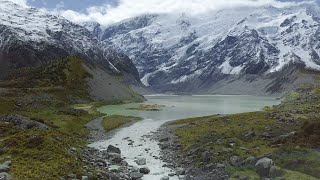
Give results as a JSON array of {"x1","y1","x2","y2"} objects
[
  {"x1": 4, "y1": 0, "x2": 28, "y2": 7},
  {"x1": 54, "y1": 0, "x2": 299, "y2": 27}
]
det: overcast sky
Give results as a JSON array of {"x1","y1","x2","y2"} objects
[{"x1": 7, "y1": 0, "x2": 318, "y2": 26}]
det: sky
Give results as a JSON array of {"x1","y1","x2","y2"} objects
[{"x1": 7, "y1": 0, "x2": 319, "y2": 27}]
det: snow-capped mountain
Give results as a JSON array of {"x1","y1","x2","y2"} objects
[
  {"x1": 0, "y1": 0, "x2": 140, "y2": 82},
  {"x1": 97, "y1": 2, "x2": 320, "y2": 94}
]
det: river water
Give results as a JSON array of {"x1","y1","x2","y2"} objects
[{"x1": 89, "y1": 95, "x2": 281, "y2": 180}]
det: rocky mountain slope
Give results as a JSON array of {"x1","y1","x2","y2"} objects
[
  {"x1": 95, "y1": 2, "x2": 320, "y2": 95},
  {"x1": 0, "y1": 0, "x2": 144, "y2": 102}
]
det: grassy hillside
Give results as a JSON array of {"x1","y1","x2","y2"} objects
[
  {"x1": 171, "y1": 84, "x2": 320, "y2": 179},
  {"x1": 0, "y1": 56, "x2": 142, "y2": 179}
]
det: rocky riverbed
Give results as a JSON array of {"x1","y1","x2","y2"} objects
[{"x1": 153, "y1": 123, "x2": 229, "y2": 180}]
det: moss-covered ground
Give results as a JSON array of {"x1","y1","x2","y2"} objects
[
  {"x1": 102, "y1": 115, "x2": 142, "y2": 132},
  {"x1": 127, "y1": 104, "x2": 165, "y2": 111}
]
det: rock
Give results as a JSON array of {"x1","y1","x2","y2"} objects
[
  {"x1": 261, "y1": 132, "x2": 272, "y2": 139},
  {"x1": 230, "y1": 156, "x2": 242, "y2": 167},
  {"x1": 67, "y1": 174, "x2": 76, "y2": 178},
  {"x1": 216, "y1": 163, "x2": 226, "y2": 169},
  {"x1": 107, "y1": 145, "x2": 121, "y2": 154},
  {"x1": 120, "y1": 160, "x2": 128, "y2": 166},
  {"x1": 129, "y1": 166, "x2": 139, "y2": 172},
  {"x1": 255, "y1": 157, "x2": 273, "y2": 177},
  {"x1": 0, "y1": 115, "x2": 49, "y2": 130},
  {"x1": 176, "y1": 168, "x2": 186, "y2": 175},
  {"x1": 81, "y1": 176, "x2": 89, "y2": 180},
  {"x1": 135, "y1": 158, "x2": 146, "y2": 165},
  {"x1": 3, "y1": 161, "x2": 11, "y2": 167},
  {"x1": 160, "y1": 176, "x2": 169, "y2": 180},
  {"x1": 108, "y1": 153, "x2": 123, "y2": 163},
  {"x1": 129, "y1": 172, "x2": 144, "y2": 180},
  {"x1": 109, "y1": 165, "x2": 121, "y2": 173},
  {"x1": 244, "y1": 131, "x2": 256, "y2": 138},
  {"x1": 269, "y1": 166, "x2": 284, "y2": 178},
  {"x1": 202, "y1": 151, "x2": 211, "y2": 162},
  {"x1": 185, "y1": 175, "x2": 194, "y2": 180},
  {"x1": 159, "y1": 137, "x2": 169, "y2": 142},
  {"x1": 216, "y1": 139, "x2": 224, "y2": 144},
  {"x1": 0, "y1": 164, "x2": 10, "y2": 173},
  {"x1": 244, "y1": 157, "x2": 256, "y2": 167},
  {"x1": 159, "y1": 143, "x2": 169, "y2": 149},
  {"x1": 168, "y1": 173, "x2": 176, "y2": 176},
  {"x1": 223, "y1": 148, "x2": 233, "y2": 153},
  {"x1": 68, "y1": 147, "x2": 77, "y2": 155},
  {"x1": 109, "y1": 172, "x2": 121, "y2": 180},
  {"x1": 139, "y1": 167, "x2": 150, "y2": 174},
  {"x1": 0, "y1": 172, "x2": 10, "y2": 180}
]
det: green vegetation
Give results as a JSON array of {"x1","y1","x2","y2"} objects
[
  {"x1": 127, "y1": 104, "x2": 165, "y2": 111},
  {"x1": 0, "y1": 57, "x2": 105, "y2": 179},
  {"x1": 172, "y1": 85, "x2": 320, "y2": 179},
  {"x1": 102, "y1": 115, "x2": 142, "y2": 132},
  {"x1": 0, "y1": 102, "x2": 103, "y2": 179}
]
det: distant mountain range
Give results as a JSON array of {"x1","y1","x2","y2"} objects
[
  {"x1": 2, "y1": 0, "x2": 320, "y2": 96},
  {"x1": 0, "y1": 0, "x2": 144, "y2": 102},
  {"x1": 84, "y1": 2, "x2": 320, "y2": 95}
]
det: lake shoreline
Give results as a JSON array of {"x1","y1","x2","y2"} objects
[{"x1": 153, "y1": 86, "x2": 320, "y2": 180}]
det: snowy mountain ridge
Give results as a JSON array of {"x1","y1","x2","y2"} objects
[
  {"x1": 0, "y1": 0, "x2": 144, "y2": 101},
  {"x1": 0, "y1": 0, "x2": 141, "y2": 79},
  {"x1": 89, "y1": 2, "x2": 320, "y2": 94}
]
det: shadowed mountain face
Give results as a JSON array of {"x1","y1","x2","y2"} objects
[
  {"x1": 0, "y1": 1, "x2": 139, "y2": 81},
  {"x1": 86, "y1": 3, "x2": 320, "y2": 95},
  {"x1": 0, "y1": 0, "x2": 144, "y2": 101}
]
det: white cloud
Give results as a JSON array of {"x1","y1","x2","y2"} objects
[
  {"x1": 3, "y1": 0, "x2": 28, "y2": 7},
  {"x1": 55, "y1": 0, "x2": 298, "y2": 27}
]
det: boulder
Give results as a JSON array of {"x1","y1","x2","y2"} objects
[
  {"x1": 107, "y1": 145, "x2": 121, "y2": 154},
  {"x1": 244, "y1": 157, "x2": 256, "y2": 168},
  {"x1": 255, "y1": 157, "x2": 273, "y2": 177},
  {"x1": 135, "y1": 158, "x2": 146, "y2": 165},
  {"x1": 81, "y1": 176, "x2": 89, "y2": 180},
  {"x1": 160, "y1": 176, "x2": 169, "y2": 180},
  {"x1": 108, "y1": 153, "x2": 123, "y2": 163},
  {"x1": 230, "y1": 156, "x2": 242, "y2": 167},
  {"x1": 176, "y1": 168, "x2": 186, "y2": 175},
  {"x1": 3, "y1": 161, "x2": 11, "y2": 167},
  {"x1": 129, "y1": 166, "x2": 139, "y2": 172},
  {"x1": 269, "y1": 166, "x2": 284, "y2": 178},
  {"x1": 0, "y1": 172, "x2": 10, "y2": 180},
  {"x1": 129, "y1": 172, "x2": 144, "y2": 180},
  {"x1": 109, "y1": 165, "x2": 121, "y2": 173},
  {"x1": 139, "y1": 167, "x2": 150, "y2": 174},
  {"x1": 202, "y1": 151, "x2": 211, "y2": 162},
  {"x1": 0, "y1": 164, "x2": 10, "y2": 173}
]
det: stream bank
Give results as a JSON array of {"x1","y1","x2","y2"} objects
[{"x1": 86, "y1": 95, "x2": 280, "y2": 179}]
